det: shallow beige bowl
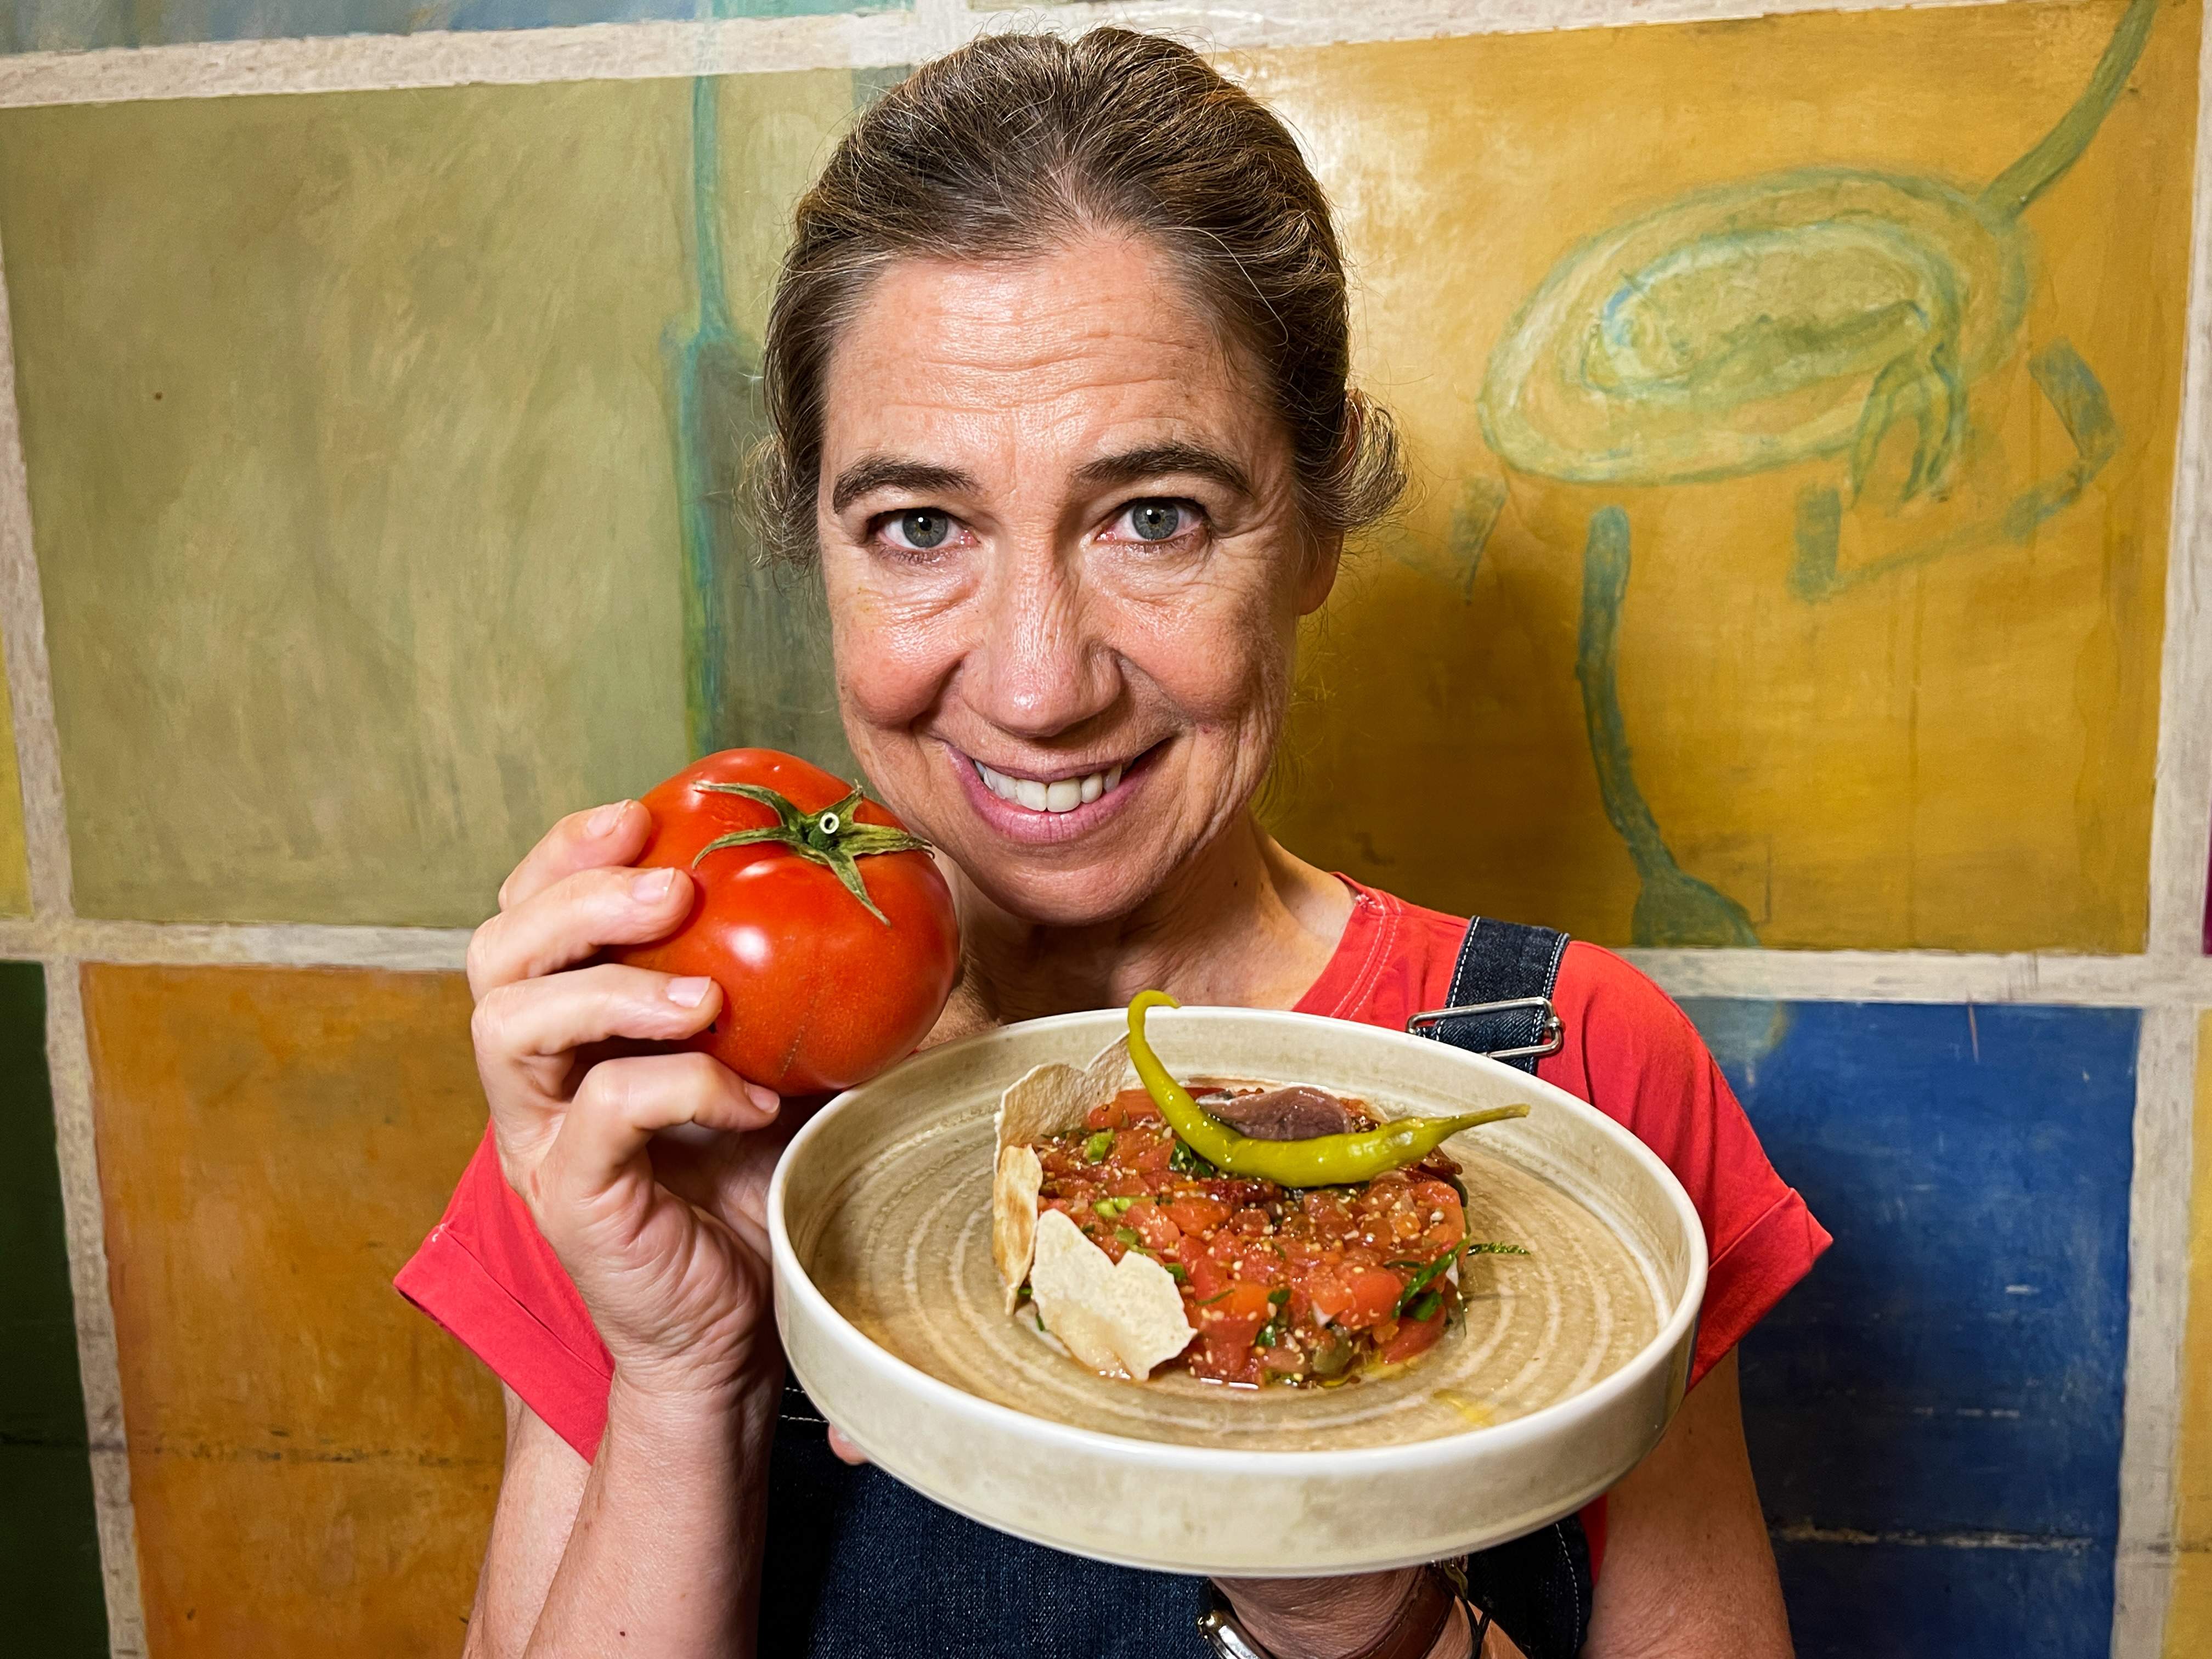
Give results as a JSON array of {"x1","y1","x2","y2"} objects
[{"x1": 769, "y1": 1006, "x2": 1704, "y2": 1576}]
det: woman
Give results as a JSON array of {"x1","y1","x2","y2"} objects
[{"x1": 399, "y1": 29, "x2": 1827, "y2": 1659}]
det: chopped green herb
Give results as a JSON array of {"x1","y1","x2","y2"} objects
[
  {"x1": 1395, "y1": 1244, "x2": 1462, "y2": 1317},
  {"x1": 1084, "y1": 1130, "x2": 1114, "y2": 1162},
  {"x1": 1200, "y1": 1290, "x2": 1232, "y2": 1306},
  {"x1": 1169, "y1": 1139, "x2": 1218, "y2": 1178},
  {"x1": 1016, "y1": 1283, "x2": 1032, "y2": 1302},
  {"x1": 1114, "y1": 1226, "x2": 1142, "y2": 1248},
  {"x1": 1267, "y1": 1287, "x2": 1290, "y2": 1307},
  {"x1": 1166, "y1": 1263, "x2": 1189, "y2": 1284},
  {"x1": 1463, "y1": 1241, "x2": 1530, "y2": 1256},
  {"x1": 1406, "y1": 1290, "x2": 1442, "y2": 1323}
]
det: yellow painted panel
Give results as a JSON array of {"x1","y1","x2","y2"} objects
[
  {"x1": 1244, "y1": 0, "x2": 2194, "y2": 951},
  {"x1": 0, "y1": 79, "x2": 706, "y2": 925},
  {"x1": 82, "y1": 965, "x2": 501, "y2": 1658},
  {"x1": 2166, "y1": 1010, "x2": 2212, "y2": 1657},
  {"x1": 0, "y1": 634, "x2": 27, "y2": 915}
]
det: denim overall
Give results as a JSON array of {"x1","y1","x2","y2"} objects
[{"x1": 759, "y1": 919, "x2": 1594, "y2": 1658}]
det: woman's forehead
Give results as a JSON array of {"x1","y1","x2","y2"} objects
[{"x1": 819, "y1": 235, "x2": 1283, "y2": 482}]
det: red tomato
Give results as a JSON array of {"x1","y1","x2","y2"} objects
[
  {"x1": 1165, "y1": 1195, "x2": 1231, "y2": 1235},
  {"x1": 1379, "y1": 1301, "x2": 1447, "y2": 1366},
  {"x1": 1335, "y1": 1268, "x2": 1407, "y2": 1331},
  {"x1": 1126, "y1": 1200, "x2": 1182, "y2": 1252},
  {"x1": 610, "y1": 749, "x2": 959, "y2": 1096},
  {"x1": 1192, "y1": 1280, "x2": 1273, "y2": 1376}
]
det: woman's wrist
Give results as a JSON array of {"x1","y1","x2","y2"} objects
[
  {"x1": 1213, "y1": 1567, "x2": 1477, "y2": 1659},
  {"x1": 1214, "y1": 1568, "x2": 1422, "y2": 1659},
  {"x1": 605, "y1": 1358, "x2": 782, "y2": 1454}
]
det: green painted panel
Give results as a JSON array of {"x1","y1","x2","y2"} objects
[
  {"x1": 0, "y1": 80, "x2": 702, "y2": 924},
  {"x1": 0, "y1": 963, "x2": 108, "y2": 1652},
  {"x1": 676, "y1": 70, "x2": 881, "y2": 775},
  {"x1": 0, "y1": 635, "x2": 29, "y2": 916}
]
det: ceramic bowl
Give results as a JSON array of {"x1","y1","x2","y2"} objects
[{"x1": 768, "y1": 1005, "x2": 1704, "y2": 1577}]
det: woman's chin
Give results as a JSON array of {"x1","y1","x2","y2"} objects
[{"x1": 961, "y1": 856, "x2": 1174, "y2": 932}]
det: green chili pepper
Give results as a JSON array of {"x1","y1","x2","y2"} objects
[
  {"x1": 1125, "y1": 991, "x2": 1530, "y2": 1184},
  {"x1": 1083, "y1": 1130, "x2": 1114, "y2": 1163},
  {"x1": 1115, "y1": 1226, "x2": 1142, "y2": 1248}
]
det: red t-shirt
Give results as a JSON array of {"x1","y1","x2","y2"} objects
[{"x1": 397, "y1": 879, "x2": 1828, "y2": 1576}]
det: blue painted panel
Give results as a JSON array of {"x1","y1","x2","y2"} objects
[
  {"x1": 1768, "y1": 1537, "x2": 2113, "y2": 1659},
  {"x1": 1, "y1": 0, "x2": 901, "y2": 54},
  {"x1": 1680, "y1": 1000, "x2": 2137, "y2": 1658}
]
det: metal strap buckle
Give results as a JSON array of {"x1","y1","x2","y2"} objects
[{"x1": 1405, "y1": 994, "x2": 1565, "y2": 1060}]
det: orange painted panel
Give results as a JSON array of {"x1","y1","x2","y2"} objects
[{"x1": 82, "y1": 965, "x2": 501, "y2": 1658}]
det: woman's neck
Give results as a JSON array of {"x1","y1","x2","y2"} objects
[{"x1": 944, "y1": 814, "x2": 1354, "y2": 1030}]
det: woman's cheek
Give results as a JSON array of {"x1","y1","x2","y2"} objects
[
  {"x1": 1125, "y1": 573, "x2": 1293, "y2": 732},
  {"x1": 829, "y1": 579, "x2": 966, "y2": 731}
]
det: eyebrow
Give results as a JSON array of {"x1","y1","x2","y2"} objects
[
  {"x1": 830, "y1": 458, "x2": 979, "y2": 514},
  {"x1": 1075, "y1": 443, "x2": 1255, "y2": 501},
  {"x1": 828, "y1": 443, "x2": 1257, "y2": 516}
]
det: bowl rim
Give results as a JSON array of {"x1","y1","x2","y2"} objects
[{"x1": 768, "y1": 1003, "x2": 1708, "y2": 1474}]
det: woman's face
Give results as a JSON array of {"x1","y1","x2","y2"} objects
[{"x1": 815, "y1": 232, "x2": 1336, "y2": 927}]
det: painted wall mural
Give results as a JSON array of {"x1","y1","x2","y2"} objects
[
  {"x1": 0, "y1": 963, "x2": 108, "y2": 1652},
  {"x1": 1702, "y1": 998, "x2": 2138, "y2": 1659},
  {"x1": 0, "y1": 3, "x2": 2205, "y2": 1656},
  {"x1": 0, "y1": 0, "x2": 901, "y2": 55},
  {"x1": 82, "y1": 965, "x2": 503, "y2": 1659},
  {"x1": 2169, "y1": 1009, "x2": 2212, "y2": 1658},
  {"x1": 1243, "y1": 0, "x2": 2197, "y2": 952},
  {"x1": 0, "y1": 637, "x2": 28, "y2": 916}
]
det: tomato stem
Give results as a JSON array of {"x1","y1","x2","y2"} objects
[{"x1": 690, "y1": 779, "x2": 934, "y2": 925}]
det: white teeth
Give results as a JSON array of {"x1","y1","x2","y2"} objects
[{"x1": 974, "y1": 759, "x2": 1128, "y2": 813}]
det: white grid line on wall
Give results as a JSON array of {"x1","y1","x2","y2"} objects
[
  {"x1": 0, "y1": 0, "x2": 2018, "y2": 110},
  {"x1": 0, "y1": 240, "x2": 146, "y2": 1656},
  {"x1": 2116, "y1": 1005, "x2": 2203, "y2": 1659},
  {"x1": 2115, "y1": 11, "x2": 2212, "y2": 1649}
]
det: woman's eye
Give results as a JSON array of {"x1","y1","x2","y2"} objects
[
  {"x1": 885, "y1": 510, "x2": 954, "y2": 551},
  {"x1": 1119, "y1": 500, "x2": 1190, "y2": 543}
]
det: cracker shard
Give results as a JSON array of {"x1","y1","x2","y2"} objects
[
  {"x1": 990, "y1": 1036, "x2": 1131, "y2": 1313},
  {"x1": 1027, "y1": 1209, "x2": 1196, "y2": 1380}
]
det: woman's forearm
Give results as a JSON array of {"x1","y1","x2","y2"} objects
[{"x1": 524, "y1": 1372, "x2": 779, "y2": 1659}]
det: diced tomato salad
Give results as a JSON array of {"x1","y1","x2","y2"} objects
[{"x1": 1031, "y1": 1086, "x2": 1470, "y2": 1386}]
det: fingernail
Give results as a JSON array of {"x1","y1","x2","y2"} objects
[
  {"x1": 632, "y1": 867, "x2": 678, "y2": 902},
  {"x1": 587, "y1": 800, "x2": 630, "y2": 836},
  {"x1": 746, "y1": 1083, "x2": 781, "y2": 1114},
  {"x1": 665, "y1": 976, "x2": 713, "y2": 1008}
]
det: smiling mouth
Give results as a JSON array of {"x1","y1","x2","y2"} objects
[{"x1": 970, "y1": 754, "x2": 1138, "y2": 814}]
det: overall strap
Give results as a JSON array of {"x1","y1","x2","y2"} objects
[
  {"x1": 1411, "y1": 915, "x2": 1590, "y2": 1659},
  {"x1": 1409, "y1": 918, "x2": 1570, "y2": 1075}
]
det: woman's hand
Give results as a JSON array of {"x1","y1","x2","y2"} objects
[{"x1": 465, "y1": 798, "x2": 787, "y2": 1398}]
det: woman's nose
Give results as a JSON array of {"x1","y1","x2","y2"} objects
[{"x1": 966, "y1": 546, "x2": 1118, "y2": 740}]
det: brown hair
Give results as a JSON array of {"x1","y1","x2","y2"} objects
[{"x1": 751, "y1": 26, "x2": 1404, "y2": 563}]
